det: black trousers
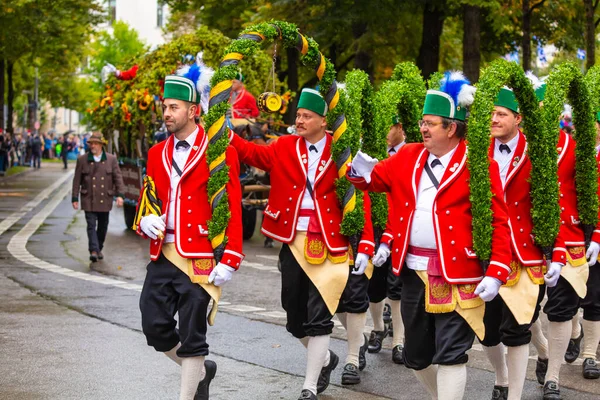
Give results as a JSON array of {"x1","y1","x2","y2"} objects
[
  {"x1": 140, "y1": 254, "x2": 210, "y2": 357},
  {"x1": 280, "y1": 244, "x2": 334, "y2": 338},
  {"x1": 338, "y1": 269, "x2": 370, "y2": 314},
  {"x1": 367, "y1": 258, "x2": 403, "y2": 303},
  {"x1": 544, "y1": 275, "x2": 581, "y2": 322},
  {"x1": 401, "y1": 267, "x2": 475, "y2": 370},
  {"x1": 84, "y1": 211, "x2": 109, "y2": 253},
  {"x1": 582, "y1": 264, "x2": 600, "y2": 321},
  {"x1": 481, "y1": 283, "x2": 545, "y2": 347}
]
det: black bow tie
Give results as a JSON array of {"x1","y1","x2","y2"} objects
[
  {"x1": 309, "y1": 145, "x2": 318, "y2": 153},
  {"x1": 499, "y1": 144, "x2": 511, "y2": 154},
  {"x1": 176, "y1": 141, "x2": 190, "y2": 150},
  {"x1": 388, "y1": 147, "x2": 396, "y2": 155},
  {"x1": 430, "y1": 159, "x2": 442, "y2": 168}
]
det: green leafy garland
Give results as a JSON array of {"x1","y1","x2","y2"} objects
[
  {"x1": 469, "y1": 59, "x2": 553, "y2": 259},
  {"x1": 546, "y1": 63, "x2": 598, "y2": 244}
]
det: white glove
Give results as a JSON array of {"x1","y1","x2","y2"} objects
[
  {"x1": 586, "y1": 241, "x2": 600, "y2": 266},
  {"x1": 350, "y1": 151, "x2": 378, "y2": 183},
  {"x1": 352, "y1": 253, "x2": 369, "y2": 275},
  {"x1": 474, "y1": 277, "x2": 502, "y2": 302},
  {"x1": 372, "y1": 243, "x2": 390, "y2": 267},
  {"x1": 208, "y1": 262, "x2": 236, "y2": 286},
  {"x1": 544, "y1": 262, "x2": 563, "y2": 287},
  {"x1": 140, "y1": 214, "x2": 165, "y2": 239}
]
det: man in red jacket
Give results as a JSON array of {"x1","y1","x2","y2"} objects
[
  {"x1": 480, "y1": 88, "x2": 549, "y2": 400},
  {"x1": 228, "y1": 72, "x2": 259, "y2": 119},
  {"x1": 230, "y1": 88, "x2": 374, "y2": 400},
  {"x1": 348, "y1": 73, "x2": 511, "y2": 400},
  {"x1": 136, "y1": 74, "x2": 243, "y2": 400}
]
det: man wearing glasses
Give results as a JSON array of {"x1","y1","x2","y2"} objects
[{"x1": 347, "y1": 73, "x2": 511, "y2": 400}]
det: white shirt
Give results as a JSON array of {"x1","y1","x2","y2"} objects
[
  {"x1": 93, "y1": 154, "x2": 102, "y2": 162},
  {"x1": 296, "y1": 136, "x2": 327, "y2": 231},
  {"x1": 387, "y1": 141, "x2": 405, "y2": 156},
  {"x1": 406, "y1": 146, "x2": 457, "y2": 270},
  {"x1": 493, "y1": 134, "x2": 519, "y2": 186},
  {"x1": 165, "y1": 127, "x2": 199, "y2": 243}
]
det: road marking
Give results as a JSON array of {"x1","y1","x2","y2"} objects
[
  {"x1": 221, "y1": 305, "x2": 266, "y2": 313},
  {"x1": 256, "y1": 255, "x2": 279, "y2": 261},
  {"x1": 0, "y1": 170, "x2": 74, "y2": 237}
]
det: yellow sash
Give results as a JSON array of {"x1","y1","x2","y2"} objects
[
  {"x1": 289, "y1": 232, "x2": 349, "y2": 314},
  {"x1": 161, "y1": 243, "x2": 221, "y2": 326},
  {"x1": 561, "y1": 247, "x2": 589, "y2": 298},
  {"x1": 415, "y1": 270, "x2": 486, "y2": 341}
]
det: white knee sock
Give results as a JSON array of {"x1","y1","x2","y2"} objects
[
  {"x1": 582, "y1": 319, "x2": 600, "y2": 360},
  {"x1": 506, "y1": 344, "x2": 529, "y2": 400},
  {"x1": 180, "y1": 356, "x2": 205, "y2": 400},
  {"x1": 337, "y1": 312, "x2": 347, "y2": 329},
  {"x1": 483, "y1": 344, "x2": 508, "y2": 386},
  {"x1": 413, "y1": 365, "x2": 438, "y2": 399},
  {"x1": 437, "y1": 364, "x2": 467, "y2": 400},
  {"x1": 571, "y1": 313, "x2": 582, "y2": 339},
  {"x1": 303, "y1": 335, "x2": 330, "y2": 395},
  {"x1": 546, "y1": 320, "x2": 572, "y2": 384},
  {"x1": 165, "y1": 342, "x2": 182, "y2": 366},
  {"x1": 346, "y1": 312, "x2": 367, "y2": 366},
  {"x1": 530, "y1": 318, "x2": 549, "y2": 360},
  {"x1": 369, "y1": 301, "x2": 385, "y2": 331},
  {"x1": 390, "y1": 299, "x2": 404, "y2": 347}
]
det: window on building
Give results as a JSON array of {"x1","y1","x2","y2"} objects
[
  {"x1": 108, "y1": 0, "x2": 116, "y2": 25},
  {"x1": 157, "y1": 1, "x2": 164, "y2": 28}
]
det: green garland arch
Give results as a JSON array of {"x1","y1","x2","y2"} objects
[
  {"x1": 544, "y1": 63, "x2": 598, "y2": 246},
  {"x1": 205, "y1": 21, "x2": 364, "y2": 260},
  {"x1": 469, "y1": 59, "x2": 552, "y2": 260}
]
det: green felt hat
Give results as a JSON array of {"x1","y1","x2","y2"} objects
[
  {"x1": 422, "y1": 90, "x2": 467, "y2": 121},
  {"x1": 235, "y1": 71, "x2": 245, "y2": 82},
  {"x1": 297, "y1": 88, "x2": 327, "y2": 116},
  {"x1": 596, "y1": 111, "x2": 600, "y2": 123},
  {"x1": 535, "y1": 83, "x2": 546, "y2": 102},
  {"x1": 392, "y1": 115, "x2": 401, "y2": 125},
  {"x1": 163, "y1": 75, "x2": 200, "y2": 104},
  {"x1": 494, "y1": 87, "x2": 519, "y2": 113}
]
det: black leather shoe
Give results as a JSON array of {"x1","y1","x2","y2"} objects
[
  {"x1": 358, "y1": 334, "x2": 368, "y2": 370},
  {"x1": 367, "y1": 329, "x2": 387, "y2": 353},
  {"x1": 383, "y1": 303, "x2": 392, "y2": 324},
  {"x1": 491, "y1": 385, "x2": 508, "y2": 400},
  {"x1": 195, "y1": 360, "x2": 217, "y2": 400},
  {"x1": 542, "y1": 380, "x2": 560, "y2": 400},
  {"x1": 392, "y1": 344, "x2": 404, "y2": 364},
  {"x1": 565, "y1": 326, "x2": 583, "y2": 363},
  {"x1": 297, "y1": 389, "x2": 317, "y2": 400},
  {"x1": 316, "y1": 350, "x2": 338, "y2": 394},
  {"x1": 98, "y1": 251, "x2": 104, "y2": 260},
  {"x1": 89, "y1": 251, "x2": 98, "y2": 262},
  {"x1": 583, "y1": 358, "x2": 600, "y2": 379},
  {"x1": 536, "y1": 357, "x2": 548, "y2": 385},
  {"x1": 341, "y1": 363, "x2": 361, "y2": 385}
]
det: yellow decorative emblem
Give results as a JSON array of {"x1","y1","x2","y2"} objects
[
  {"x1": 193, "y1": 259, "x2": 214, "y2": 271},
  {"x1": 431, "y1": 282, "x2": 451, "y2": 299},
  {"x1": 308, "y1": 239, "x2": 324, "y2": 255},
  {"x1": 569, "y1": 247, "x2": 585, "y2": 257},
  {"x1": 458, "y1": 284, "x2": 477, "y2": 295}
]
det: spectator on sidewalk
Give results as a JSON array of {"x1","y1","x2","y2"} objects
[
  {"x1": 60, "y1": 134, "x2": 69, "y2": 169},
  {"x1": 31, "y1": 133, "x2": 42, "y2": 169},
  {"x1": 71, "y1": 132, "x2": 125, "y2": 262}
]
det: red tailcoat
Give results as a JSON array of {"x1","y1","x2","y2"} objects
[
  {"x1": 230, "y1": 133, "x2": 375, "y2": 256},
  {"x1": 347, "y1": 140, "x2": 512, "y2": 284},
  {"x1": 231, "y1": 89, "x2": 259, "y2": 119},
  {"x1": 136, "y1": 126, "x2": 244, "y2": 268},
  {"x1": 380, "y1": 194, "x2": 395, "y2": 247},
  {"x1": 554, "y1": 130, "x2": 585, "y2": 262}
]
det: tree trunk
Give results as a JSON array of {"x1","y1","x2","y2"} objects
[
  {"x1": 585, "y1": 0, "x2": 596, "y2": 71},
  {"x1": 284, "y1": 47, "x2": 298, "y2": 126},
  {"x1": 7, "y1": 61, "x2": 14, "y2": 135},
  {"x1": 417, "y1": 0, "x2": 446, "y2": 80},
  {"x1": 462, "y1": 5, "x2": 481, "y2": 83},
  {"x1": 522, "y1": 0, "x2": 532, "y2": 71},
  {"x1": 0, "y1": 59, "x2": 4, "y2": 133},
  {"x1": 352, "y1": 21, "x2": 373, "y2": 80}
]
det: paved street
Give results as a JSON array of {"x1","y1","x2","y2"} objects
[{"x1": 1, "y1": 162, "x2": 599, "y2": 399}]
